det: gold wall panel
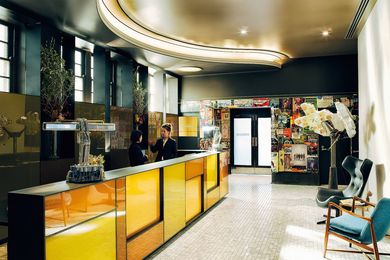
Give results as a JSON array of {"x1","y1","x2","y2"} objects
[
  {"x1": 205, "y1": 154, "x2": 218, "y2": 191},
  {"x1": 127, "y1": 222, "x2": 164, "y2": 260},
  {"x1": 185, "y1": 176, "x2": 202, "y2": 222},
  {"x1": 219, "y1": 152, "x2": 229, "y2": 198},
  {"x1": 207, "y1": 187, "x2": 220, "y2": 209},
  {"x1": 126, "y1": 169, "x2": 160, "y2": 237},
  {"x1": 45, "y1": 180, "x2": 116, "y2": 236},
  {"x1": 166, "y1": 113, "x2": 179, "y2": 140},
  {"x1": 46, "y1": 211, "x2": 116, "y2": 260},
  {"x1": 164, "y1": 163, "x2": 186, "y2": 241},
  {"x1": 185, "y1": 158, "x2": 204, "y2": 180},
  {"x1": 179, "y1": 116, "x2": 198, "y2": 137},
  {"x1": 116, "y1": 178, "x2": 126, "y2": 260}
]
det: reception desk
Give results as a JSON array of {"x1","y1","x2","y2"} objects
[{"x1": 8, "y1": 151, "x2": 229, "y2": 260}]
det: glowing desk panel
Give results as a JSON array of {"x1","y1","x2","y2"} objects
[{"x1": 8, "y1": 151, "x2": 228, "y2": 260}]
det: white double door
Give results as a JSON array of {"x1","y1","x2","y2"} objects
[{"x1": 233, "y1": 109, "x2": 271, "y2": 167}]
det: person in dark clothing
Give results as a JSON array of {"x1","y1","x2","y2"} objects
[
  {"x1": 128, "y1": 130, "x2": 148, "y2": 166},
  {"x1": 150, "y1": 123, "x2": 177, "y2": 162}
]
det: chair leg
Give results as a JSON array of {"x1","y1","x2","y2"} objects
[
  {"x1": 324, "y1": 230, "x2": 329, "y2": 257},
  {"x1": 324, "y1": 206, "x2": 332, "y2": 257},
  {"x1": 370, "y1": 223, "x2": 380, "y2": 260}
]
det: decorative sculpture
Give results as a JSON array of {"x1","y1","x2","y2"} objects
[
  {"x1": 43, "y1": 118, "x2": 115, "y2": 183},
  {"x1": 295, "y1": 102, "x2": 357, "y2": 189}
]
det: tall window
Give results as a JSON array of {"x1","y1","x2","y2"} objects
[
  {"x1": 74, "y1": 49, "x2": 94, "y2": 102},
  {"x1": 74, "y1": 50, "x2": 84, "y2": 101},
  {"x1": 0, "y1": 23, "x2": 11, "y2": 92},
  {"x1": 90, "y1": 55, "x2": 94, "y2": 103},
  {"x1": 110, "y1": 61, "x2": 116, "y2": 106},
  {"x1": 148, "y1": 67, "x2": 159, "y2": 112}
]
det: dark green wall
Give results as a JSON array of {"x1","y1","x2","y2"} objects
[{"x1": 181, "y1": 55, "x2": 358, "y2": 100}]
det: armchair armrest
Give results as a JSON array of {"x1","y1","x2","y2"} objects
[
  {"x1": 328, "y1": 202, "x2": 372, "y2": 222},
  {"x1": 352, "y1": 196, "x2": 376, "y2": 209}
]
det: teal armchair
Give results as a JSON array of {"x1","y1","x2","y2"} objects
[{"x1": 324, "y1": 197, "x2": 390, "y2": 259}]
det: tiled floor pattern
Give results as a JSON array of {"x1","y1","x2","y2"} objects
[
  {"x1": 0, "y1": 174, "x2": 389, "y2": 260},
  {"x1": 149, "y1": 174, "x2": 390, "y2": 260}
]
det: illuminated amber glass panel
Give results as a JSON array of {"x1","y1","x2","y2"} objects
[
  {"x1": 45, "y1": 180, "x2": 116, "y2": 236},
  {"x1": 205, "y1": 154, "x2": 218, "y2": 191},
  {"x1": 219, "y1": 152, "x2": 229, "y2": 198},
  {"x1": 164, "y1": 163, "x2": 186, "y2": 241},
  {"x1": 186, "y1": 176, "x2": 202, "y2": 222},
  {"x1": 127, "y1": 221, "x2": 163, "y2": 260},
  {"x1": 126, "y1": 169, "x2": 160, "y2": 237},
  {"x1": 46, "y1": 211, "x2": 116, "y2": 260},
  {"x1": 207, "y1": 187, "x2": 220, "y2": 209},
  {"x1": 116, "y1": 178, "x2": 126, "y2": 260},
  {"x1": 185, "y1": 158, "x2": 203, "y2": 180}
]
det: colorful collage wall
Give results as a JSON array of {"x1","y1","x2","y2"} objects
[{"x1": 183, "y1": 95, "x2": 357, "y2": 174}]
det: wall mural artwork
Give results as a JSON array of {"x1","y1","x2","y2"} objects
[
  {"x1": 196, "y1": 94, "x2": 357, "y2": 174},
  {"x1": 166, "y1": 114, "x2": 178, "y2": 140},
  {"x1": 147, "y1": 111, "x2": 163, "y2": 162},
  {"x1": 110, "y1": 107, "x2": 133, "y2": 149},
  {"x1": 0, "y1": 92, "x2": 41, "y2": 221}
]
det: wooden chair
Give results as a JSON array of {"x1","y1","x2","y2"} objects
[{"x1": 324, "y1": 196, "x2": 390, "y2": 259}]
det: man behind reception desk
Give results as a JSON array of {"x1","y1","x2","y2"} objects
[{"x1": 150, "y1": 123, "x2": 177, "y2": 162}]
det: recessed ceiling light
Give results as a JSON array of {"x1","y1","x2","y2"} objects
[
  {"x1": 177, "y1": 66, "x2": 203, "y2": 72},
  {"x1": 240, "y1": 27, "x2": 248, "y2": 35},
  {"x1": 321, "y1": 29, "x2": 331, "y2": 37}
]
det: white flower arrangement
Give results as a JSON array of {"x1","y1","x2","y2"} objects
[{"x1": 295, "y1": 102, "x2": 356, "y2": 138}]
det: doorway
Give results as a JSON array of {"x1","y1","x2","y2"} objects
[{"x1": 230, "y1": 108, "x2": 271, "y2": 168}]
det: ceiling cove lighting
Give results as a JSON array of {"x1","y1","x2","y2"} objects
[
  {"x1": 239, "y1": 27, "x2": 248, "y2": 35},
  {"x1": 321, "y1": 29, "x2": 331, "y2": 37},
  {"x1": 97, "y1": 0, "x2": 289, "y2": 68},
  {"x1": 177, "y1": 66, "x2": 203, "y2": 72}
]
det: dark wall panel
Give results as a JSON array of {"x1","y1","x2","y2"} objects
[
  {"x1": 181, "y1": 55, "x2": 358, "y2": 100},
  {"x1": 24, "y1": 24, "x2": 41, "y2": 96}
]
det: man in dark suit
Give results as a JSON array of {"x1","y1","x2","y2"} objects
[{"x1": 150, "y1": 123, "x2": 177, "y2": 162}]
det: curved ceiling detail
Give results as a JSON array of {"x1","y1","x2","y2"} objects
[{"x1": 97, "y1": 0, "x2": 289, "y2": 68}]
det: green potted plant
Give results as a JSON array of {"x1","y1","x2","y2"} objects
[
  {"x1": 41, "y1": 39, "x2": 74, "y2": 121},
  {"x1": 133, "y1": 66, "x2": 147, "y2": 129}
]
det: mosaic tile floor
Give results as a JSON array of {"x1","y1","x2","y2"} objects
[
  {"x1": 1, "y1": 174, "x2": 389, "y2": 260},
  {"x1": 149, "y1": 174, "x2": 390, "y2": 260}
]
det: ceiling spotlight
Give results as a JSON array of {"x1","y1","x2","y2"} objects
[
  {"x1": 321, "y1": 29, "x2": 331, "y2": 37},
  {"x1": 177, "y1": 66, "x2": 203, "y2": 72},
  {"x1": 240, "y1": 27, "x2": 248, "y2": 35}
]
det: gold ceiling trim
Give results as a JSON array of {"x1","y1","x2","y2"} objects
[{"x1": 97, "y1": 0, "x2": 289, "y2": 68}]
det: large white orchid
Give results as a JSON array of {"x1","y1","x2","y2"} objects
[{"x1": 294, "y1": 102, "x2": 356, "y2": 138}]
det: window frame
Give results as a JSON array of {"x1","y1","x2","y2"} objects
[
  {"x1": 74, "y1": 48, "x2": 85, "y2": 102},
  {"x1": 0, "y1": 20, "x2": 14, "y2": 93}
]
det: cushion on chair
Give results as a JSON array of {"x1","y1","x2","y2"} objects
[
  {"x1": 359, "y1": 198, "x2": 390, "y2": 244},
  {"x1": 316, "y1": 187, "x2": 345, "y2": 208},
  {"x1": 330, "y1": 214, "x2": 368, "y2": 235}
]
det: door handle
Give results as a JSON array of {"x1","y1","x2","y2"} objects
[{"x1": 255, "y1": 137, "x2": 258, "y2": 147}]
